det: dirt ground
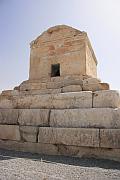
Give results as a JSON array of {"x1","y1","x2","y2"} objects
[{"x1": 0, "y1": 149, "x2": 120, "y2": 180}]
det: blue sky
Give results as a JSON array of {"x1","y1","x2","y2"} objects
[{"x1": 0, "y1": 0, "x2": 120, "y2": 91}]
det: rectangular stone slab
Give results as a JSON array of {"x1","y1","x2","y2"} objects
[
  {"x1": 38, "y1": 127, "x2": 99, "y2": 147},
  {"x1": 50, "y1": 108, "x2": 117, "y2": 128},
  {"x1": 0, "y1": 95, "x2": 14, "y2": 109},
  {"x1": 62, "y1": 85, "x2": 82, "y2": 93},
  {"x1": 19, "y1": 126, "x2": 38, "y2": 143},
  {"x1": 0, "y1": 109, "x2": 19, "y2": 125},
  {"x1": 0, "y1": 125, "x2": 20, "y2": 141},
  {"x1": 18, "y1": 109, "x2": 50, "y2": 126},
  {"x1": 16, "y1": 91, "x2": 92, "y2": 109},
  {"x1": 93, "y1": 90, "x2": 120, "y2": 108},
  {"x1": 100, "y1": 129, "x2": 120, "y2": 148}
]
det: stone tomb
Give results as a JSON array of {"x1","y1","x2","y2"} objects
[{"x1": 0, "y1": 25, "x2": 120, "y2": 162}]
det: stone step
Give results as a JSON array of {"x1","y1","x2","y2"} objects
[
  {"x1": 50, "y1": 108, "x2": 120, "y2": 128},
  {"x1": 0, "y1": 108, "x2": 120, "y2": 129},
  {"x1": 38, "y1": 127, "x2": 99, "y2": 147},
  {"x1": 1, "y1": 90, "x2": 120, "y2": 109},
  {"x1": 0, "y1": 125, "x2": 120, "y2": 149},
  {"x1": 15, "y1": 91, "x2": 93, "y2": 109}
]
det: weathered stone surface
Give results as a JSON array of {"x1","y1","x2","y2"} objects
[
  {"x1": 20, "y1": 81, "x2": 47, "y2": 91},
  {"x1": 0, "y1": 140, "x2": 58, "y2": 155},
  {"x1": 113, "y1": 108, "x2": 120, "y2": 128},
  {"x1": 19, "y1": 126, "x2": 38, "y2": 143},
  {"x1": 83, "y1": 78, "x2": 101, "y2": 84},
  {"x1": 83, "y1": 83, "x2": 109, "y2": 91},
  {"x1": 1, "y1": 90, "x2": 19, "y2": 96},
  {"x1": 29, "y1": 25, "x2": 97, "y2": 81},
  {"x1": 47, "y1": 79, "x2": 83, "y2": 89},
  {"x1": 62, "y1": 85, "x2": 82, "y2": 93},
  {"x1": 0, "y1": 125, "x2": 20, "y2": 141},
  {"x1": 20, "y1": 89, "x2": 62, "y2": 95},
  {"x1": 50, "y1": 108, "x2": 117, "y2": 128},
  {"x1": 18, "y1": 109, "x2": 50, "y2": 126},
  {"x1": 82, "y1": 78, "x2": 109, "y2": 91},
  {"x1": 100, "y1": 129, "x2": 120, "y2": 148},
  {"x1": 0, "y1": 109, "x2": 18, "y2": 125},
  {"x1": 93, "y1": 90, "x2": 120, "y2": 108},
  {"x1": 38, "y1": 127, "x2": 99, "y2": 147},
  {"x1": 0, "y1": 140, "x2": 120, "y2": 162},
  {"x1": 16, "y1": 92, "x2": 92, "y2": 109},
  {"x1": 0, "y1": 95, "x2": 14, "y2": 109},
  {"x1": 50, "y1": 92, "x2": 92, "y2": 109}
]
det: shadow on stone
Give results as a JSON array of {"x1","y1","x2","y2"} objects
[{"x1": 0, "y1": 148, "x2": 120, "y2": 170}]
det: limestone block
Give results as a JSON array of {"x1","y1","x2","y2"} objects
[
  {"x1": 100, "y1": 129, "x2": 120, "y2": 148},
  {"x1": 20, "y1": 88, "x2": 61, "y2": 95},
  {"x1": 38, "y1": 127, "x2": 99, "y2": 147},
  {"x1": 62, "y1": 85, "x2": 82, "y2": 93},
  {"x1": 83, "y1": 78, "x2": 101, "y2": 84},
  {"x1": 93, "y1": 90, "x2": 120, "y2": 108},
  {"x1": 18, "y1": 109, "x2": 50, "y2": 126},
  {"x1": 0, "y1": 109, "x2": 18, "y2": 125},
  {"x1": 1, "y1": 90, "x2": 19, "y2": 96},
  {"x1": 0, "y1": 140, "x2": 59, "y2": 155},
  {"x1": 50, "y1": 108, "x2": 116, "y2": 128},
  {"x1": 113, "y1": 108, "x2": 120, "y2": 128},
  {"x1": 47, "y1": 79, "x2": 83, "y2": 89},
  {"x1": 50, "y1": 75, "x2": 83, "y2": 82},
  {"x1": 16, "y1": 92, "x2": 92, "y2": 109},
  {"x1": 0, "y1": 125, "x2": 20, "y2": 141},
  {"x1": 46, "y1": 81, "x2": 63, "y2": 89},
  {"x1": 51, "y1": 92, "x2": 92, "y2": 109},
  {"x1": 0, "y1": 95, "x2": 14, "y2": 109},
  {"x1": 16, "y1": 94, "x2": 52, "y2": 109},
  {"x1": 83, "y1": 83, "x2": 109, "y2": 91},
  {"x1": 19, "y1": 126, "x2": 38, "y2": 143},
  {"x1": 20, "y1": 81, "x2": 46, "y2": 91}
]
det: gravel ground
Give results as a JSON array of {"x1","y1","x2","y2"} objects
[{"x1": 0, "y1": 149, "x2": 120, "y2": 180}]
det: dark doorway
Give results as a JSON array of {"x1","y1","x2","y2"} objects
[{"x1": 51, "y1": 64, "x2": 60, "y2": 77}]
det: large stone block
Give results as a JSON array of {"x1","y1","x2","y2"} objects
[
  {"x1": 19, "y1": 126, "x2": 38, "y2": 143},
  {"x1": 100, "y1": 129, "x2": 120, "y2": 148},
  {"x1": 18, "y1": 109, "x2": 50, "y2": 126},
  {"x1": 0, "y1": 95, "x2": 14, "y2": 109},
  {"x1": 62, "y1": 85, "x2": 82, "y2": 93},
  {"x1": 50, "y1": 108, "x2": 116, "y2": 128},
  {"x1": 83, "y1": 78, "x2": 101, "y2": 84},
  {"x1": 0, "y1": 125, "x2": 20, "y2": 141},
  {"x1": 50, "y1": 92, "x2": 92, "y2": 109},
  {"x1": 0, "y1": 109, "x2": 18, "y2": 125},
  {"x1": 83, "y1": 83, "x2": 109, "y2": 91},
  {"x1": 93, "y1": 90, "x2": 120, "y2": 108},
  {"x1": 0, "y1": 140, "x2": 58, "y2": 155},
  {"x1": 38, "y1": 127, "x2": 99, "y2": 147},
  {"x1": 113, "y1": 108, "x2": 120, "y2": 128},
  {"x1": 16, "y1": 92, "x2": 92, "y2": 109},
  {"x1": 1, "y1": 90, "x2": 19, "y2": 96}
]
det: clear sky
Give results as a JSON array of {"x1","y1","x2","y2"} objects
[{"x1": 0, "y1": 0, "x2": 120, "y2": 92}]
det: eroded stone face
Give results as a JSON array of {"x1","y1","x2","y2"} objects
[
  {"x1": 50, "y1": 108, "x2": 117, "y2": 128},
  {"x1": 38, "y1": 127, "x2": 99, "y2": 147},
  {"x1": 93, "y1": 90, "x2": 120, "y2": 108},
  {"x1": 0, "y1": 125, "x2": 20, "y2": 141},
  {"x1": 18, "y1": 109, "x2": 50, "y2": 126}
]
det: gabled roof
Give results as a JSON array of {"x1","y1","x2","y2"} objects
[{"x1": 30, "y1": 25, "x2": 86, "y2": 47}]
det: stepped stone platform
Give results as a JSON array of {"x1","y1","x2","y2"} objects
[{"x1": 0, "y1": 25, "x2": 120, "y2": 162}]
